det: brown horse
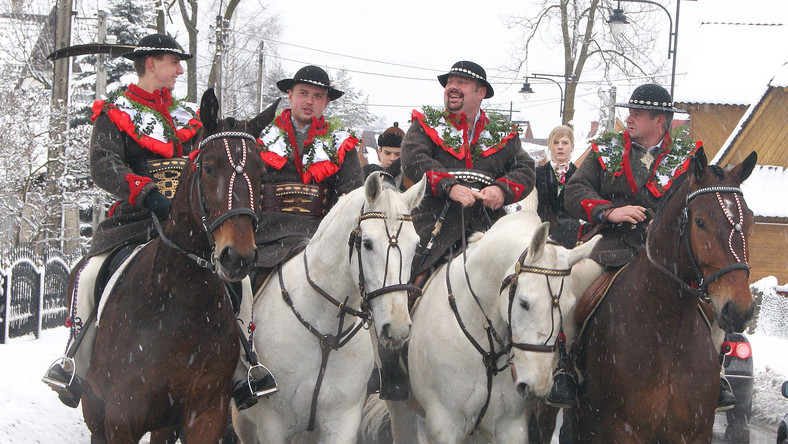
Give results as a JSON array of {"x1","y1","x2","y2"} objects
[
  {"x1": 80, "y1": 89, "x2": 277, "y2": 444},
  {"x1": 572, "y1": 148, "x2": 757, "y2": 443}
]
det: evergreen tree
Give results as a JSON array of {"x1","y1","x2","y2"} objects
[
  {"x1": 71, "y1": 0, "x2": 157, "y2": 126},
  {"x1": 323, "y1": 68, "x2": 376, "y2": 129}
]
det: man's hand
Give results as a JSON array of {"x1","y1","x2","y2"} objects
[
  {"x1": 479, "y1": 185, "x2": 504, "y2": 210},
  {"x1": 605, "y1": 205, "x2": 647, "y2": 224},
  {"x1": 448, "y1": 184, "x2": 478, "y2": 207}
]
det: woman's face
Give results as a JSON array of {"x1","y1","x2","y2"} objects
[{"x1": 550, "y1": 135, "x2": 573, "y2": 163}]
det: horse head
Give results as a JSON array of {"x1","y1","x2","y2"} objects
[
  {"x1": 182, "y1": 89, "x2": 280, "y2": 281},
  {"x1": 354, "y1": 172, "x2": 426, "y2": 349},
  {"x1": 684, "y1": 148, "x2": 757, "y2": 332},
  {"x1": 501, "y1": 222, "x2": 601, "y2": 400}
]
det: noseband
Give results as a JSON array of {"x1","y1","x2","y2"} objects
[
  {"x1": 647, "y1": 185, "x2": 749, "y2": 298},
  {"x1": 500, "y1": 248, "x2": 572, "y2": 353},
  {"x1": 152, "y1": 131, "x2": 260, "y2": 272}
]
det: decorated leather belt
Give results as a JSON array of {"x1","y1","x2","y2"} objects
[
  {"x1": 447, "y1": 169, "x2": 494, "y2": 190},
  {"x1": 261, "y1": 182, "x2": 330, "y2": 216},
  {"x1": 138, "y1": 158, "x2": 188, "y2": 200}
]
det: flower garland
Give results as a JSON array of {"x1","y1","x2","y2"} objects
[
  {"x1": 102, "y1": 87, "x2": 199, "y2": 143},
  {"x1": 591, "y1": 128, "x2": 700, "y2": 195},
  {"x1": 260, "y1": 111, "x2": 355, "y2": 170},
  {"x1": 419, "y1": 105, "x2": 519, "y2": 161}
]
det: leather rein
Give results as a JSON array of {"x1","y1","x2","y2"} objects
[
  {"x1": 278, "y1": 206, "x2": 420, "y2": 431},
  {"x1": 445, "y1": 209, "x2": 570, "y2": 433},
  {"x1": 645, "y1": 185, "x2": 750, "y2": 302}
]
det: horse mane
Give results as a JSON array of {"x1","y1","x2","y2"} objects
[{"x1": 651, "y1": 170, "x2": 690, "y2": 225}]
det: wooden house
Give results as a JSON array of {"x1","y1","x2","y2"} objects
[{"x1": 710, "y1": 64, "x2": 788, "y2": 283}]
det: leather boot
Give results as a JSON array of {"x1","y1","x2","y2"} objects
[
  {"x1": 233, "y1": 364, "x2": 279, "y2": 410},
  {"x1": 378, "y1": 344, "x2": 409, "y2": 401},
  {"x1": 545, "y1": 368, "x2": 578, "y2": 409},
  {"x1": 716, "y1": 376, "x2": 737, "y2": 412},
  {"x1": 42, "y1": 358, "x2": 82, "y2": 408}
]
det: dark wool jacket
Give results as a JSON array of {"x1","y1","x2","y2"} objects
[
  {"x1": 254, "y1": 125, "x2": 363, "y2": 269},
  {"x1": 88, "y1": 92, "x2": 199, "y2": 257},
  {"x1": 536, "y1": 162, "x2": 581, "y2": 249},
  {"x1": 401, "y1": 112, "x2": 535, "y2": 275},
  {"x1": 565, "y1": 136, "x2": 673, "y2": 267}
]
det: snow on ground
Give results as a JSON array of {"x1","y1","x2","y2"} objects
[{"x1": 1, "y1": 327, "x2": 787, "y2": 442}]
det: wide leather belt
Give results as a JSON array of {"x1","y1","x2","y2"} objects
[
  {"x1": 260, "y1": 182, "x2": 330, "y2": 216},
  {"x1": 447, "y1": 169, "x2": 494, "y2": 190},
  {"x1": 137, "y1": 158, "x2": 188, "y2": 200}
]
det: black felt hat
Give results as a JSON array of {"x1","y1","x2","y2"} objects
[
  {"x1": 122, "y1": 33, "x2": 192, "y2": 60},
  {"x1": 276, "y1": 65, "x2": 344, "y2": 101},
  {"x1": 437, "y1": 61, "x2": 494, "y2": 99},
  {"x1": 378, "y1": 122, "x2": 404, "y2": 148},
  {"x1": 615, "y1": 83, "x2": 685, "y2": 113}
]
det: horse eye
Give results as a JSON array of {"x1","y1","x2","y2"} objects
[
  {"x1": 203, "y1": 165, "x2": 213, "y2": 176},
  {"x1": 363, "y1": 239, "x2": 373, "y2": 250},
  {"x1": 694, "y1": 218, "x2": 705, "y2": 229},
  {"x1": 519, "y1": 299, "x2": 530, "y2": 311}
]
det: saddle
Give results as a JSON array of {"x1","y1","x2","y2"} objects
[
  {"x1": 93, "y1": 244, "x2": 137, "y2": 307},
  {"x1": 575, "y1": 266, "x2": 624, "y2": 328}
]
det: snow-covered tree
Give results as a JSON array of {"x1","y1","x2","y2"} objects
[{"x1": 324, "y1": 68, "x2": 376, "y2": 129}]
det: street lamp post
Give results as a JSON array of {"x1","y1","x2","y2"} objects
[
  {"x1": 607, "y1": 0, "x2": 682, "y2": 98},
  {"x1": 519, "y1": 73, "x2": 567, "y2": 125}
]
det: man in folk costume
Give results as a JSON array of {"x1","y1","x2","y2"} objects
[
  {"x1": 548, "y1": 83, "x2": 736, "y2": 411},
  {"x1": 252, "y1": 65, "x2": 363, "y2": 279},
  {"x1": 378, "y1": 61, "x2": 535, "y2": 400},
  {"x1": 43, "y1": 34, "x2": 274, "y2": 412},
  {"x1": 42, "y1": 34, "x2": 201, "y2": 407}
]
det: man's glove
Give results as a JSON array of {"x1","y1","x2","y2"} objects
[{"x1": 143, "y1": 190, "x2": 172, "y2": 221}]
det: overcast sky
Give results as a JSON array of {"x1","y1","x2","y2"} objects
[{"x1": 262, "y1": 0, "x2": 710, "y2": 139}]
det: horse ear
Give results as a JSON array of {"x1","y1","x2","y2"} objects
[
  {"x1": 692, "y1": 146, "x2": 707, "y2": 181},
  {"x1": 249, "y1": 97, "x2": 282, "y2": 137},
  {"x1": 729, "y1": 151, "x2": 758, "y2": 184},
  {"x1": 567, "y1": 234, "x2": 602, "y2": 268},
  {"x1": 200, "y1": 88, "x2": 220, "y2": 135},
  {"x1": 365, "y1": 171, "x2": 383, "y2": 204},
  {"x1": 526, "y1": 222, "x2": 550, "y2": 263},
  {"x1": 401, "y1": 174, "x2": 426, "y2": 211}
]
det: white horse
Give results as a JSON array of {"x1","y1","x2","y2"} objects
[
  {"x1": 375, "y1": 194, "x2": 600, "y2": 444},
  {"x1": 233, "y1": 172, "x2": 426, "y2": 444}
]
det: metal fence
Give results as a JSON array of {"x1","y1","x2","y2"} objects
[{"x1": 1, "y1": 247, "x2": 76, "y2": 343}]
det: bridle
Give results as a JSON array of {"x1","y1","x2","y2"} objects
[
  {"x1": 152, "y1": 131, "x2": 260, "y2": 272},
  {"x1": 278, "y1": 203, "x2": 420, "y2": 432},
  {"x1": 500, "y1": 247, "x2": 572, "y2": 354},
  {"x1": 646, "y1": 185, "x2": 750, "y2": 299}
]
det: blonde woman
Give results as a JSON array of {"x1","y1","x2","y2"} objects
[{"x1": 535, "y1": 125, "x2": 581, "y2": 248}]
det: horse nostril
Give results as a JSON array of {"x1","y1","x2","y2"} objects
[
  {"x1": 517, "y1": 382, "x2": 528, "y2": 397},
  {"x1": 381, "y1": 323, "x2": 391, "y2": 340}
]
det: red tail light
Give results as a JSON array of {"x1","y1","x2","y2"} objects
[{"x1": 723, "y1": 341, "x2": 752, "y2": 359}]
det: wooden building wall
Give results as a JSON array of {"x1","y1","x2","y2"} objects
[
  {"x1": 718, "y1": 87, "x2": 788, "y2": 168},
  {"x1": 749, "y1": 219, "x2": 788, "y2": 284},
  {"x1": 678, "y1": 103, "x2": 748, "y2": 162}
]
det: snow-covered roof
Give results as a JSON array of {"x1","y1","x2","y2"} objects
[
  {"x1": 676, "y1": 22, "x2": 788, "y2": 105},
  {"x1": 710, "y1": 61, "x2": 788, "y2": 165},
  {"x1": 675, "y1": 0, "x2": 788, "y2": 106},
  {"x1": 741, "y1": 165, "x2": 788, "y2": 218}
]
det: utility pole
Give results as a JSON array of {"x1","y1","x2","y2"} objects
[
  {"x1": 256, "y1": 41, "x2": 265, "y2": 113},
  {"x1": 607, "y1": 86, "x2": 617, "y2": 132},
  {"x1": 47, "y1": 0, "x2": 73, "y2": 249},
  {"x1": 213, "y1": 14, "x2": 224, "y2": 109},
  {"x1": 95, "y1": 10, "x2": 107, "y2": 99}
]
